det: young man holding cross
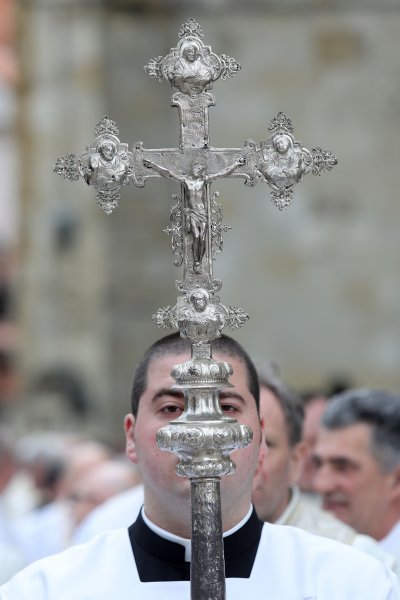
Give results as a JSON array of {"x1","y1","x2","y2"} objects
[{"x1": 1, "y1": 334, "x2": 399, "y2": 599}]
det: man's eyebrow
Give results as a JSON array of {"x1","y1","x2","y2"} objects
[
  {"x1": 219, "y1": 390, "x2": 245, "y2": 403},
  {"x1": 329, "y1": 456, "x2": 359, "y2": 469},
  {"x1": 152, "y1": 388, "x2": 185, "y2": 402},
  {"x1": 152, "y1": 389, "x2": 245, "y2": 403},
  {"x1": 312, "y1": 454, "x2": 359, "y2": 469}
]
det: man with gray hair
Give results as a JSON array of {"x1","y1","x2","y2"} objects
[
  {"x1": 252, "y1": 368, "x2": 398, "y2": 571},
  {"x1": 313, "y1": 389, "x2": 400, "y2": 565}
]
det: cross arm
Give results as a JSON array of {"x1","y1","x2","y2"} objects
[
  {"x1": 204, "y1": 154, "x2": 246, "y2": 183},
  {"x1": 132, "y1": 143, "x2": 185, "y2": 186}
]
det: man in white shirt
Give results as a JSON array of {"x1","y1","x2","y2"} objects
[
  {"x1": 1, "y1": 335, "x2": 399, "y2": 599},
  {"x1": 313, "y1": 388, "x2": 400, "y2": 566}
]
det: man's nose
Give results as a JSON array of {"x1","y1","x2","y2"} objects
[{"x1": 312, "y1": 462, "x2": 335, "y2": 494}]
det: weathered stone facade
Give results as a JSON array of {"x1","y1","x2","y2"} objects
[{"x1": 16, "y1": 2, "x2": 400, "y2": 440}]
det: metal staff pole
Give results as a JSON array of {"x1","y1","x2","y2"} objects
[{"x1": 54, "y1": 18, "x2": 337, "y2": 599}]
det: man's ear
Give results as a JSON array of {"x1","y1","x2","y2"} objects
[
  {"x1": 254, "y1": 418, "x2": 268, "y2": 478},
  {"x1": 289, "y1": 440, "x2": 308, "y2": 485},
  {"x1": 124, "y1": 414, "x2": 138, "y2": 464}
]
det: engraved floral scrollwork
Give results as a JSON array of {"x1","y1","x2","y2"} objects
[
  {"x1": 176, "y1": 459, "x2": 233, "y2": 479},
  {"x1": 94, "y1": 116, "x2": 120, "y2": 137},
  {"x1": 95, "y1": 192, "x2": 120, "y2": 216},
  {"x1": 152, "y1": 305, "x2": 177, "y2": 330},
  {"x1": 143, "y1": 56, "x2": 164, "y2": 82},
  {"x1": 239, "y1": 424, "x2": 253, "y2": 447},
  {"x1": 163, "y1": 194, "x2": 184, "y2": 267},
  {"x1": 156, "y1": 418, "x2": 253, "y2": 478},
  {"x1": 213, "y1": 427, "x2": 235, "y2": 449},
  {"x1": 311, "y1": 146, "x2": 338, "y2": 175},
  {"x1": 53, "y1": 153, "x2": 81, "y2": 181},
  {"x1": 171, "y1": 357, "x2": 233, "y2": 387},
  {"x1": 180, "y1": 427, "x2": 204, "y2": 450},
  {"x1": 226, "y1": 306, "x2": 249, "y2": 330},
  {"x1": 220, "y1": 54, "x2": 241, "y2": 80},
  {"x1": 268, "y1": 111, "x2": 294, "y2": 134},
  {"x1": 178, "y1": 18, "x2": 204, "y2": 39},
  {"x1": 210, "y1": 191, "x2": 231, "y2": 257},
  {"x1": 271, "y1": 187, "x2": 294, "y2": 211},
  {"x1": 156, "y1": 428, "x2": 171, "y2": 450}
]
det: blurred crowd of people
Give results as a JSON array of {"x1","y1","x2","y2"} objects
[
  {"x1": 1, "y1": 360, "x2": 400, "y2": 586},
  {"x1": 0, "y1": 428, "x2": 141, "y2": 583}
]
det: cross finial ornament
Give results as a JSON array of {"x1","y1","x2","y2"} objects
[{"x1": 54, "y1": 19, "x2": 337, "y2": 600}]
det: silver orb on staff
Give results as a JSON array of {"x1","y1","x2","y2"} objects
[{"x1": 54, "y1": 17, "x2": 337, "y2": 600}]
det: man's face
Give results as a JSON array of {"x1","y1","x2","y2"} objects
[
  {"x1": 313, "y1": 423, "x2": 398, "y2": 539},
  {"x1": 252, "y1": 386, "x2": 304, "y2": 522},
  {"x1": 125, "y1": 350, "x2": 261, "y2": 534}
]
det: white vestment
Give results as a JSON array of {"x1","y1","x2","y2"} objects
[
  {"x1": 1, "y1": 522, "x2": 399, "y2": 599},
  {"x1": 74, "y1": 484, "x2": 399, "y2": 578},
  {"x1": 381, "y1": 521, "x2": 400, "y2": 567},
  {"x1": 11, "y1": 500, "x2": 71, "y2": 563},
  {"x1": 277, "y1": 486, "x2": 399, "y2": 576}
]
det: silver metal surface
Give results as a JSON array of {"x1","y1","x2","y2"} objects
[{"x1": 54, "y1": 18, "x2": 337, "y2": 599}]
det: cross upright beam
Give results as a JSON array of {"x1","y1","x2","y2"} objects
[{"x1": 54, "y1": 18, "x2": 337, "y2": 600}]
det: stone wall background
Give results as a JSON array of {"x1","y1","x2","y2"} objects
[{"x1": 13, "y1": 1, "x2": 400, "y2": 442}]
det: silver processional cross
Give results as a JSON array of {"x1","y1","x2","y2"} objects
[{"x1": 54, "y1": 18, "x2": 337, "y2": 600}]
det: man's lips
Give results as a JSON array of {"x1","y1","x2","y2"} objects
[{"x1": 322, "y1": 497, "x2": 348, "y2": 512}]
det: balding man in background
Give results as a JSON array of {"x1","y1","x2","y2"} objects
[{"x1": 68, "y1": 459, "x2": 141, "y2": 532}]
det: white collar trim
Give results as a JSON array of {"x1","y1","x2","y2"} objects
[{"x1": 141, "y1": 504, "x2": 253, "y2": 562}]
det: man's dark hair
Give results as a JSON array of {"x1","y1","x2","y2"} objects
[
  {"x1": 130, "y1": 332, "x2": 259, "y2": 416},
  {"x1": 257, "y1": 363, "x2": 304, "y2": 447},
  {"x1": 322, "y1": 389, "x2": 400, "y2": 472}
]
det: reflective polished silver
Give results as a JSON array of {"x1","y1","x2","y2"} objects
[{"x1": 54, "y1": 18, "x2": 337, "y2": 599}]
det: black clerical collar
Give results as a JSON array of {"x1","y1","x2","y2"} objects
[{"x1": 128, "y1": 507, "x2": 264, "y2": 582}]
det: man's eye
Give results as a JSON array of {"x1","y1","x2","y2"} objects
[
  {"x1": 311, "y1": 456, "x2": 322, "y2": 469},
  {"x1": 221, "y1": 404, "x2": 238, "y2": 413},
  {"x1": 333, "y1": 460, "x2": 354, "y2": 473},
  {"x1": 161, "y1": 405, "x2": 184, "y2": 415}
]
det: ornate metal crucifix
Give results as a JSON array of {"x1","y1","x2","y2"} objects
[{"x1": 54, "y1": 18, "x2": 337, "y2": 600}]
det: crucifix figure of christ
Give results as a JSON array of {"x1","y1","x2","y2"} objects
[
  {"x1": 143, "y1": 155, "x2": 245, "y2": 273},
  {"x1": 54, "y1": 18, "x2": 337, "y2": 600}
]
